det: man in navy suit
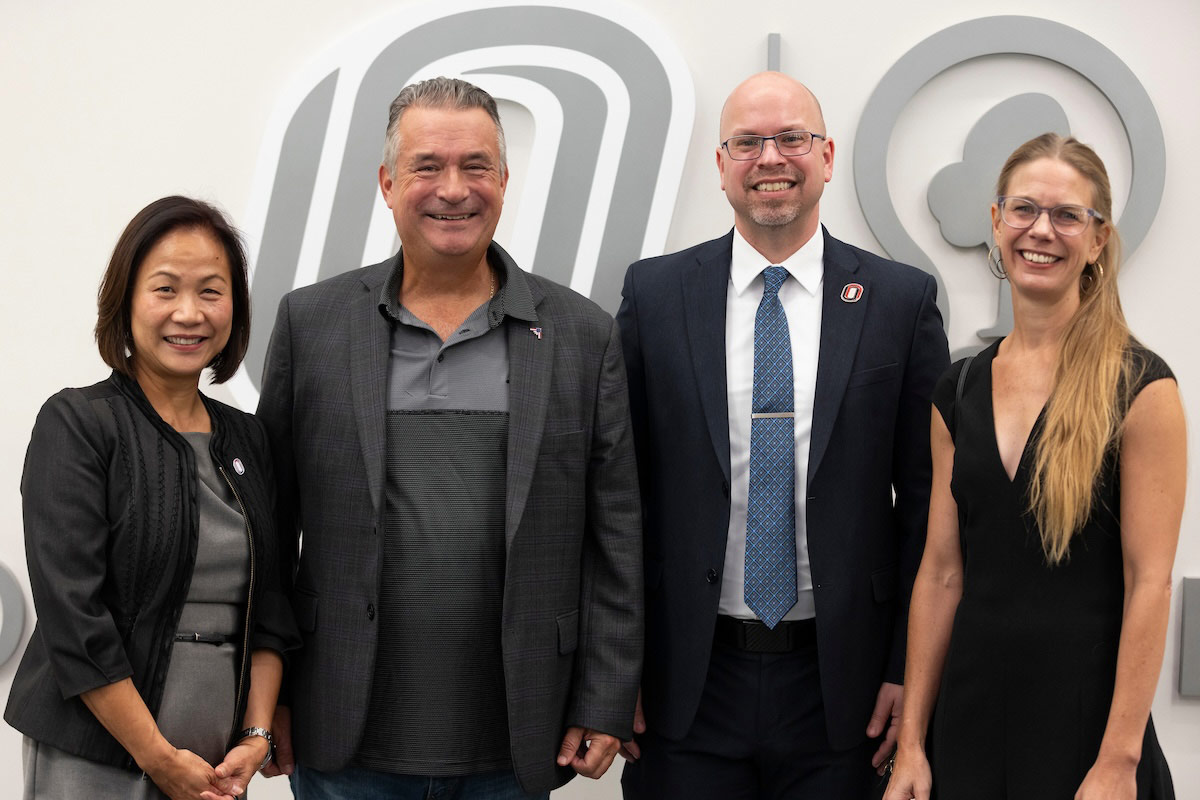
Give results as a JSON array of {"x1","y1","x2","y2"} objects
[{"x1": 617, "y1": 71, "x2": 949, "y2": 798}]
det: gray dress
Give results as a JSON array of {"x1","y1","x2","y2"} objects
[{"x1": 23, "y1": 433, "x2": 250, "y2": 799}]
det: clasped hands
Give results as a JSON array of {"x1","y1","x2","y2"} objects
[{"x1": 144, "y1": 736, "x2": 269, "y2": 800}]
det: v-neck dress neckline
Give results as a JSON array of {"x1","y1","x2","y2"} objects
[{"x1": 983, "y1": 338, "x2": 1048, "y2": 486}]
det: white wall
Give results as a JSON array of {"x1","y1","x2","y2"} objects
[{"x1": 2, "y1": 2, "x2": 1197, "y2": 797}]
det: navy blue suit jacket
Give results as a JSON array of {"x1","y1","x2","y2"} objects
[{"x1": 616, "y1": 227, "x2": 949, "y2": 749}]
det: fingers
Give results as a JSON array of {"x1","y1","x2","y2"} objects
[
  {"x1": 556, "y1": 727, "x2": 620, "y2": 777},
  {"x1": 621, "y1": 688, "x2": 645, "y2": 761},
  {"x1": 867, "y1": 682, "x2": 903, "y2": 772},
  {"x1": 872, "y1": 715, "x2": 901, "y2": 775},
  {"x1": 632, "y1": 689, "x2": 646, "y2": 734},
  {"x1": 872, "y1": 740, "x2": 891, "y2": 772},
  {"x1": 880, "y1": 724, "x2": 900, "y2": 773},
  {"x1": 210, "y1": 743, "x2": 266, "y2": 796},
  {"x1": 556, "y1": 726, "x2": 584, "y2": 767},
  {"x1": 866, "y1": 691, "x2": 891, "y2": 738},
  {"x1": 269, "y1": 706, "x2": 295, "y2": 776},
  {"x1": 570, "y1": 732, "x2": 620, "y2": 779},
  {"x1": 148, "y1": 747, "x2": 234, "y2": 800},
  {"x1": 866, "y1": 686, "x2": 895, "y2": 738}
]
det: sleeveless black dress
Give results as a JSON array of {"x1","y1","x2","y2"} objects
[{"x1": 928, "y1": 339, "x2": 1175, "y2": 799}]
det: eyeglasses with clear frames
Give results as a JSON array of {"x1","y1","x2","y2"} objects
[
  {"x1": 721, "y1": 130, "x2": 826, "y2": 161},
  {"x1": 996, "y1": 196, "x2": 1104, "y2": 237}
]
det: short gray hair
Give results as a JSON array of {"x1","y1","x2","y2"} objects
[{"x1": 381, "y1": 77, "x2": 507, "y2": 176}]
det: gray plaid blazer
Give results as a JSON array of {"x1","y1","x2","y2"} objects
[{"x1": 257, "y1": 243, "x2": 642, "y2": 793}]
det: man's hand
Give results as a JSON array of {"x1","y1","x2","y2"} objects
[
  {"x1": 618, "y1": 689, "x2": 646, "y2": 761},
  {"x1": 258, "y1": 706, "x2": 293, "y2": 777},
  {"x1": 557, "y1": 726, "x2": 621, "y2": 778},
  {"x1": 867, "y1": 681, "x2": 903, "y2": 776}
]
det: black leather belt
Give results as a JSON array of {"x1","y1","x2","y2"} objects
[
  {"x1": 714, "y1": 615, "x2": 816, "y2": 653},
  {"x1": 174, "y1": 632, "x2": 238, "y2": 645}
]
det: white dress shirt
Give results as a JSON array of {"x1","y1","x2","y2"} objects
[{"x1": 719, "y1": 226, "x2": 823, "y2": 621}]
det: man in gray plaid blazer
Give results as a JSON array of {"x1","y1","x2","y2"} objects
[{"x1": 257, "y1": 77, "x2": 642, "y2": 799}]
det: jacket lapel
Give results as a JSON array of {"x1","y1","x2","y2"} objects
[
  {"x1": 682, "y1": 233, "x2": 733, "y2": 482},
  {"x1": 505, "y1": 280, "x2": 549, "y2": 548},
  {"x1": 808, "y1": 231, "x2": 868, "y2": 483},
  {"x1": 350, "y1": 261, "x2": 393, "y2": 515}
]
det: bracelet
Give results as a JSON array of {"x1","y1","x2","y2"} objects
[{"x1": 236, "y1": 726, "x2": 275, "y2": 771}]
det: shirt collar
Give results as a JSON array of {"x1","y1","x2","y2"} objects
[
  {"x1": 729, "y1": 224, "x2": 824, "y2": 298},
  {"x1": 378, "y1": 241, "x2": 538, "y2": 327}
]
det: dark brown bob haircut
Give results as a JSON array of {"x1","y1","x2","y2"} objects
[{"x1": 95, "y1": 196, "x2": 250, "y2": 384}]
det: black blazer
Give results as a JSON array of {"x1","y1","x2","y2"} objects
[
  {"x1": 5, "y1": 372, "x2": 300, "y2": 769},
  {"x1": 258, "y1": 244, "x2": 642, "y2": 793},
  {"x1": 617, "y1": 228, "x2": 949, "y2": 749}
]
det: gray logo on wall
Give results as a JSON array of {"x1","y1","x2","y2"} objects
[
  {"x1": 0, "y1": 564, "x2": 26, "y2": 667},
  {"x1": 853, "y1": 15, "x2": 1165, "y2": 352},
  {"x1": 230, "y1": 0, "x2": 694, "y2": 408}
]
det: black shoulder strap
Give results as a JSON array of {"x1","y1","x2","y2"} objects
[
  {"x1": 957, "y1": 355, "x2": 975, "y2": 406},
  {"x1": 951, "y1": 354, "x2": 975, "y2": 439}
]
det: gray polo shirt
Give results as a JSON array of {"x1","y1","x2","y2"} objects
[{"x1": 356, "y1": 246, "x2": 538, "y2": 776}]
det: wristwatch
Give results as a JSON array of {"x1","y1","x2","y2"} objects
[{"x1": 236, "y1": 726, "x2": 275, "y2": 771}]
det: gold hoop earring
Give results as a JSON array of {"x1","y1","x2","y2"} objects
[
  {"x1": 987, "y1": 245, "x2": 1007, "y2": 280},
  {"x1": 1092, "y1": 261, "x2": 1104, "y2": 278}
]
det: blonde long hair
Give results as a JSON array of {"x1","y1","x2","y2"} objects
[{"x1": 996, "y1": 134, "x2": 1134, "y2": 564}]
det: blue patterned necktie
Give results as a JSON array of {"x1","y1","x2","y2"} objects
[{"x1": 744, "y1": 266, "x2": 797, "y2": 629}]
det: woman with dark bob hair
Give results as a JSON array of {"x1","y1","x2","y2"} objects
[
  {"x1": 885, "y1": 134, "x2": 1183, "y2": 800},
  {"x1": 888, "y1": 134, "x2": 1185, "y2": 796},
  {"x1": 5, "y1": 196, "x2": 300, "y2": 799}
]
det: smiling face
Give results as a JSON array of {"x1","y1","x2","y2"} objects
[
  {"x1": 717, "y1": 73, "x2": 834, "y2": 251},
  {"x1": 992, "y1": 157, "x2": 1109, "y2": 303},
  {"x1": 379, "y1": 105, "x2": 508, "y2": 270},
  {"x1": 129, "y1": 227, "x2": 234, "y2": 388}
]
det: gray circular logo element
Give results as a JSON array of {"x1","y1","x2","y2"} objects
[
  {"x1": 853, "y1": 15, "x2": 1166, "y2": 330},
  {"x1": 0, "y1": 562, "x2": 26, "y2": 666}
]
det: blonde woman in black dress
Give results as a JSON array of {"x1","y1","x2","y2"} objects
[{"x1": 885, "y1": 135, "x2": 1182, "y2": 800}]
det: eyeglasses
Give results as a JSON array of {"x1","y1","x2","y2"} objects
[
  {"x1": 721, "y1": 130, "x2": 826, "y2": 161},
  {"x1": 996, "y1": 196, "x2": 1104, "y2": 237}
]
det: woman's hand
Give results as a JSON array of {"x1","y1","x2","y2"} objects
[
  {"x1": 1074, "y1": 754, "x2": 1137, "y2": 800},
  {"x1": 142, "y1": 746, "x2": 235, "y2": 800},
  {"x1": 882, "y1": 744, "x2": 933, "y2": 800},
  {"x1": 80, "y1": 679, "x2": 233, "y2": 800},
  {"x1": 206, "y1": 737, "x2": 270, "y2": 798}
]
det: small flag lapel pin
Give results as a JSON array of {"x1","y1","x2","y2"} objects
[{"x1": 530, "y1": 327, "x2": 543, "y2": 339}]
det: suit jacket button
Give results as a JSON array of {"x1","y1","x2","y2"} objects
[
  {"x1": 367, "y1": 603, "x2": 376, "y2": 620},
  {"x1": 706, "y1": 569, "x2": 719, "y2": 584}
]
